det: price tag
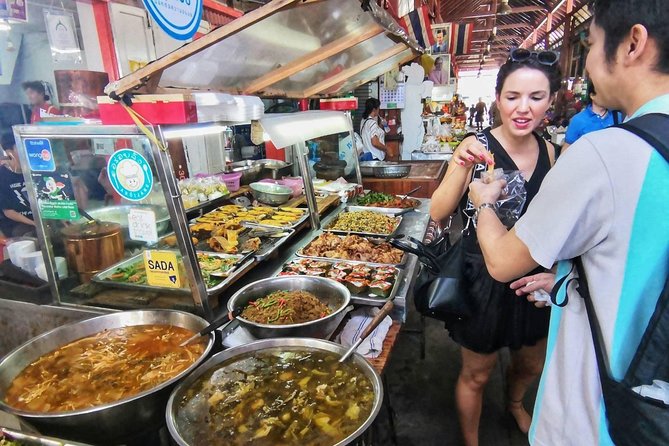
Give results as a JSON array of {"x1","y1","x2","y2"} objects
[
  {"x1": 144, "y1": 250, "x2": 182, "y2": 288},
  {"x1": 128, "y1": 208, "x2": 158, "y2": 244}
]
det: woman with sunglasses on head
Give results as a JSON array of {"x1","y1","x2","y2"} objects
[{"x1": 429, "y1": 48, "x2": 561, "y2": 446}]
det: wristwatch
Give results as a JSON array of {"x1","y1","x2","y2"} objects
[{"x1": 475, "y1": 202, "x2": 498, "y2": 218}]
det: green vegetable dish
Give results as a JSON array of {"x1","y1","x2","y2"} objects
[{"x1": 174, "y1": 348, "x2": 376, "y2": 446}]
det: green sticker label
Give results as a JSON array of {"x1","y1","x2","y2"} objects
[
  {"x1": 32, "y1": 171, "x2": 81, "y2": 221},
  {"x1": 39, "y1": 200, "x2": 80, "y2": 220}
]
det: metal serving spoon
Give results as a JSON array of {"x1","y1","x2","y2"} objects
[{"x1": 339, "y1": 300, "x2": 395, "y2": 363}]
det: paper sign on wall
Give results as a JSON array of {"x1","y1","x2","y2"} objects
[
  {"x1": 144, "y1": 250, "x2": 182, "y2": 288},
  {"x1": 44, "y1": 10, "x2": 82, "y2": 63},
  {"x1": 128, "y1": 208, "x2": 158, "y2": 243}
]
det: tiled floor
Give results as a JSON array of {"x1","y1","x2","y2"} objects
[{"x1": 374, "y1": 309, "x2": 536, "y2": 446}]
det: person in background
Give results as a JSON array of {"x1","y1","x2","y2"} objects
[
  {"x1": 430, "y1": 49, "x2": 561, "y2": 446},
  {"x1": 489, "y1": 100, "x2": 501, "y2": 128},
  {"x1": 432, "y1": 29, "x2": 448, "y2": 54},
  {"x1": 469, "y1": 104, "x2": 476, "y2": 127},
  {"x1": 475, "y1": 98, "x2": 487, "y2": 131},
  {"x1": 0, "y1": 132, "x2": 34, "y2": 237},
  {"x1": 467, "y1": 0, "x2": 669, "y2": 443},
  {"x1": 22, "y1": 81, "x2": 61, "y2": 123},
  {"x1": 562, "y1": 80, "x2": 615, "y2": 151},
  {"x1": 428, "y1": 57, "x2": 448, "y2": 85},
  {"x1": 359, "y1": 98, "x2": 388, "y2": 161}
]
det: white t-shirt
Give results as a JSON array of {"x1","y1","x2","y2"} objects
[
  {"x1": 360, "y1": 118, "x2": 386, "y2": 161},
  {"x1": 514, "y1": 96, "x2": 669, "y2": 445}
]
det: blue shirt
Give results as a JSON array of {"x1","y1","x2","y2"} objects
[{"x1": 564, "y1": 104, "x2": 615, "y2": 144}]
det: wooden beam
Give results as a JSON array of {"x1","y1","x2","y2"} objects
[
  {"x1": 473, "y1": 23, "x2": 532, "y2": 32},
  {"x1": 304, "y1": 44, "x2": 410, "y2": 97},
  {"x1": 104, "y1": 0, "x2": 301, "y2": 97},
  {"x1": 446, "y1": 5, "x2": 546, "y2": 21},
  {"x1": 243, "y1": 23, "x2": 384, "y2": 94}
]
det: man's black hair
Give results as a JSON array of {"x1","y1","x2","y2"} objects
[
  {"x1": 21, "y1": 81, "x2": 46, "y2": 95},
  {"x1": 586, "y1": 80, "x2": 596, "y2": 105},
  {"x1": 363, "y1": 98, "x2": 381, "y2": 119},
  {"x1": 591, "y1": 0, "x2": 669, "y2": 73},
  {"x1": 495, "y1": 56, "x2": 562, "y2": 96},
  {"x1": 0, "y1": 132, "x2": 16, "y2": 152}
]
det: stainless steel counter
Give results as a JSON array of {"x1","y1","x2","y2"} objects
[{"x1": 216, "y1": 199, "x2": 432, "y2": 323}]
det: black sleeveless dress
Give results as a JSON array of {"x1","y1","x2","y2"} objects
[{"x1": 448, "y1": 128, "x2": 552, "y2": 353}]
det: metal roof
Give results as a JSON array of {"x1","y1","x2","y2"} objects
[{"x1": 443, "y1": 0, "x2": 590, "y2": 71}]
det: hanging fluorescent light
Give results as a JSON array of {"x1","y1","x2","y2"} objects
[
  {"x1": 260, "y1": 111, "x2": 351, "y2": 149},
  {"x1": 0, "y1": 21, "x2": 11, "y2": 32},
  {"x1": 497, "y1": 0, "x2": 513, "y2": 15}
]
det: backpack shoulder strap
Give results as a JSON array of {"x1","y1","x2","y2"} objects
[{"x1": 615, "y1": 113, "x2": 669, "y2": 163}]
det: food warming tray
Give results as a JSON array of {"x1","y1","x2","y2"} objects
[
  {"x1": 91, "y1": 251, "x2": 252, "y2": 296},
  {"x1": 347, "y1": 196, "x2": 422, "y2": 215},
  {"x1": 323, "y1": 208, "x2": 403, "y2": 238},
  {"x1": 278, "y1": 258, "x2": 403, "y2": 306},
  {"x1": 196, "y1": 205, "x2": 309, "y2": 230},
  {"x1": 296, "y1": 233, "x2": 407, "y2": 267}
]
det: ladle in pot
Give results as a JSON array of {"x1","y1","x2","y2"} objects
[
  {"x1": 180, "y1": 307, "x2": 243, "y2": 346},
  {"x1": 339, "y1": 300, "x2": 394, "y2": 363}
]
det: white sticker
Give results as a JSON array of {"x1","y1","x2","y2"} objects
[
  {"x1": 128, "y1": 208, "x2": 158, "y2": 244},
  {"x1": 92, "y1": 139, "x2": 115, "y2": 156}
]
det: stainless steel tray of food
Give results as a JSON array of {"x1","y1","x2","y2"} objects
[
  {"x1": 195, "y1": 204, "x2": 309, "y2": 230},
  {"x1": 347, "y1": 193, "x2": 422, "y2": 215},
  {"x1": 91, "y1": 251, "x2": 253, "y2": 296},
  {"x1": 277, "y1": 258, "x2": 403, "y2": 306},
  {"x1": 162, "y1": 224, "x2": 295, "y2": 262},
  {"x1": 322, "y1": 208, "x2": 403, "y2": 238},
  {"x1": 296, "y1": 232, "x2": 407, "y2": 267}
]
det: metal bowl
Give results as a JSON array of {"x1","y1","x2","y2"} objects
[
  {"x1": 0, "y1": 310, "x2": 215, "y2": 444},
  {"x1": 226, "y1": 160, "x2": 262, "y2": 185},
  {"x1": 374, "y1": 164, "x2": 411, "y2": 178},
  {"x1": 166, "y1": 338, "x2": 383, "y2": 446},
  {"x1": 249, "y1": 181, "x2": 293, "y2": 205},
  {"x1": 77, "y1": 204, "x2": 171, "y2": 239},
  {"x1": 227, "y1": 276, "x2": 351, "y2": 339},
  {"x1": 359, "y1": 160, "x2": 387, "y2": 177}
]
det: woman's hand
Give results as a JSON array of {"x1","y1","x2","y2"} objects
[
  {"x1": 452, "y1": 138, "x2": 494, "y2": 168},
  {"x1": 468, "y1": 178, "x2": 505, "y2": 208},
  {"x1": 510, "y1": 272, "x2": 556, "y2": 308}
]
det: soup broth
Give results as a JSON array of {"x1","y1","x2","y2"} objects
[
  {"x1": 175, "y1": 348, "x2": 376, "y2": 446},
  {"x1": 5, "y1": 325, "x2": 205, "y2": 413}
]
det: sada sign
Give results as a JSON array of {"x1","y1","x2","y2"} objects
[{"x1": 142, "y1": 0, "x2": 202, "y2": 40}]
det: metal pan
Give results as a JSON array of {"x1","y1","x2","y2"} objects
[
  {"x1": 278, "y1": 258, "x2": 403, "y2": 306},
  {"x1": 92, "y1": 252, "x2": 252, "y2": 296},
  {"x1": 347, "y1": 195, "x2": 422, "y2": 215},
  {"x1": 296, "y1": 233, "x2": 407, "y2": 267},
  {"x1": 196, "y1": 205, "x2": 308, "y2": 230},
  {"x1": 0, "y1": 426, "x2": 92, "y2": 446},
  {"x1": 323, "y1": 209, "x2": 403, "y2": 238}
]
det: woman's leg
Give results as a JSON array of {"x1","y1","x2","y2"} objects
[
  {"x1": 456, "y1": 347, "x2": 499, "y2": 446},
  {"x1": 507, "y1": 338, "x2": 548, "y2": 434}
]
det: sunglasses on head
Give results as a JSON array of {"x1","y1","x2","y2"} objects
[{"x1": 509, "y1": 48, "x2": 559, "y2": 66}]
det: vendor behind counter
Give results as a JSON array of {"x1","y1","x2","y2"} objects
[{"x1": 0, "y1": 132, "x2": 34, "y2": 237}]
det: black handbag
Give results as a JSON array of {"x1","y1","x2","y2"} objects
[
  {"x1": 390, "y1": 229, "x2": 472, "y2": 321},
  {"x1": 570, "y1": 113, "x2": 669, "y2": 445}
]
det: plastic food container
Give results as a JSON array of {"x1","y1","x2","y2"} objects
[{"x1": 222, "y1": 172, "x2": 242, "y2": 192}]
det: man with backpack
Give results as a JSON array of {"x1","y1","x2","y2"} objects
[{"x1": 466, "y1": 0, "x2": 669, "y2": 444}]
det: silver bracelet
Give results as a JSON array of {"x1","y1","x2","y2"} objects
[{"x1": 472, "y1": 202, "x2": 497, "y2": 227}]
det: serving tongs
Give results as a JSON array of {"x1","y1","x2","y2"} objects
[
  {"x1": 399, "y1": 186, "x2": 421, "y2": 202},
  {"x1": 242, "y1": 222, "x2": 291, "y2": 238},
  {"x1": 339, "y1": 300, "x2": 395, "y2": 363},
  {"x1": 180, "y1": 307, "x2": 244, "y2": 346}
]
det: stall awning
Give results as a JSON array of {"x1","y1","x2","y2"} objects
[{"x1": 104, "y1": 0, "x2": 422, "y2": 99}]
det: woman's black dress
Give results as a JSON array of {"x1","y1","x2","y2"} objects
[{"x1": 448, "y1": 128, "x2": 552, "y2": 354}]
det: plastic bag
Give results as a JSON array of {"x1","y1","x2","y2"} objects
[{"x1": 478, "y1": 168, "x2": 527, "y2": 227}]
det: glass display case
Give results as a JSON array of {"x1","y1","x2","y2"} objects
[{"x1": 12, "y1": 125, "x2": 215, "y2": 318}]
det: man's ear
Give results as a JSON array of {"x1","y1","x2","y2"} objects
[{"x1": 622, "y1": 24, "x2": 649, "y2": 66}]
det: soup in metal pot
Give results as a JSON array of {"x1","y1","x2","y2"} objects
[
  {"x1": 175, "y1": 348, "x2": 376, "y2": 446},
  {"x1": 5, "y1": 325, "x2": 205, "y2": 413}
]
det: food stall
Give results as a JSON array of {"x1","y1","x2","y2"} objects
[{"x1": 0, "y1": 0, "x2": 436, "y2": 444}]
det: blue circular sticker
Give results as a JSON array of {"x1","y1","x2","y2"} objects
[
  {"x1": 142, "y1": 0, "x2": 202, "y2": 40},
  {"x1": 107, "y1": 149, "x2": 154, "y2": 202}
]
